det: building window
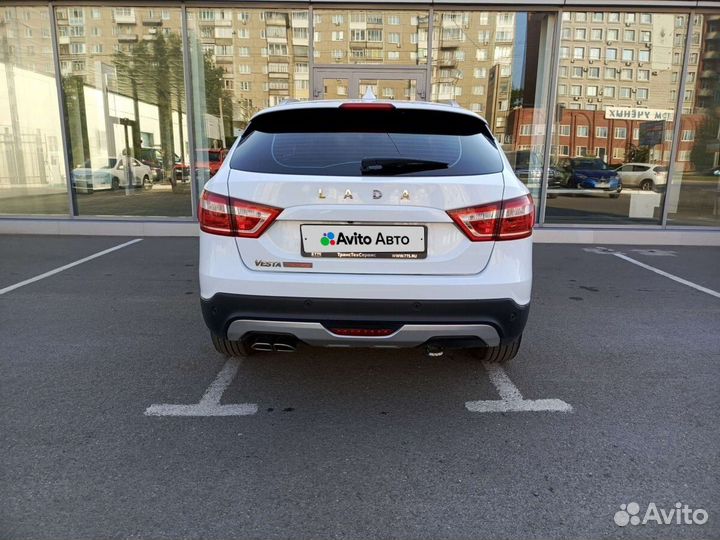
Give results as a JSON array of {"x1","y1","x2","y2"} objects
[
  {"x1": 560, "y1": 125, "x2": 571, "y2": 136},
  {"x1": 596, "y1": 126, "x2": 608, "y2": 138},
  {"x1": 577, "y1": 125, "x2": 589, "y2": 137},
  {"x1": 614, "y1": 127, "x2": 627, "y2": 139},
  {"x1": 681, "y1": 130, "x2": 695, "y2": 141}
]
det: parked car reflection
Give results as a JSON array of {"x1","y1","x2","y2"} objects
[
  {"x1": 505, "y1": 150, "x2": 563, "y2": 195},
  {"x1": 615, "y1": 163, "x2": 667, "y2": 192},
  {"x1": 72, "y1": 157, "x2": 153, "y2": 194},
  {"x1": 559, "y1": 158, "x2": 622, "y2": 198}
]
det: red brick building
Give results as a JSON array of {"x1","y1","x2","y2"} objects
[{"x1": 506, "y1": 107, "x2": 706, "y2": 171}]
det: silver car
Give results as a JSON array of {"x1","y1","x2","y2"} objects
[{"x1": 615, "y1": 163, "x2": 668, "y2": 191}]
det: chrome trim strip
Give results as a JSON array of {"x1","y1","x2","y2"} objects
[{"x1": 227, "y1": 320, "x2": 500, "y2": 348}]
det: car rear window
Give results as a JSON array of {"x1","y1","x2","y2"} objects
[{"x1": 230, "y1": 107, "x2": 503, "y2": 176}]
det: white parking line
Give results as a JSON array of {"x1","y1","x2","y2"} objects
[
  {"x1": 145, "y1": 359, "x2": 258, "y2": 417},
  {"x1": 613, "y1": 252, "x2": 720, "y2": 299},
  {"x1": 465, "y1": 362, "x2": 573, "y2": 413},
  {"x1": 0, "y1": 238, "x2": 143, "y2": 296}
]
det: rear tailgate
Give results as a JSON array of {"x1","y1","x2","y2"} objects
[{"x1": 226, "y1": 103, "x2": 506, "y2": 276}]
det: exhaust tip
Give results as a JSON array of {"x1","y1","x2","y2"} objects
[
  {"x1": 251, "y1": 342, "x2": 273, "y2": 352},
  {"x1": 273, "y1": 343, "x2": 296, "y2": 353}
]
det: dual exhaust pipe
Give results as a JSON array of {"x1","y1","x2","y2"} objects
[{"x1": 249, "y1": 336, "x2": 297, "y2": 353}]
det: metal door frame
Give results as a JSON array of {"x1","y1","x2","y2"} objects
[{"x1": 313, "y1": 65, "x2": 428, "y2": 100}]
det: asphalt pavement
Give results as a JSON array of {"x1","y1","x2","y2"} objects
[{"x1": 1, "y1": 236, "x2": 718, "y2": 540}]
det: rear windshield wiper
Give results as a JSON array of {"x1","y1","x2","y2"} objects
[{"x1": 361, "y1": 158, "x2": 449, "y2": 176}]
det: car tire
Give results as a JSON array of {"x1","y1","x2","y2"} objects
[
  {"x1": 474, "y1": 335, "x2": 521, "y2": 364},
  {"x1": 639, "y1": 179, "x2": 654, "y2": 191},
  {"x1": 111, "y1": 177, "x2": 119, "y2": 191},
  {"x1": 211, "y1": 332, "x2": 249, "y2": 358}
]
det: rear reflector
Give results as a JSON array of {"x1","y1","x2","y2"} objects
[
  {"x1": 447, "y1": 194, "x2": 534, "y2": 242},
  {"x1": 199, "y1": 190, "x2": 281, "y2": 238},
  {"x1": 339, "y1": 102, "x2": 396, "y2": 111},
  {"x1": 328, "y1": 328, "x2": 395, "y2": 337}
]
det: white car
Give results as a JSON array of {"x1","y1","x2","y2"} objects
[
  {"x1": 199, "y1": 99, "x2": 533, "y2": 363},
  {"x1": 615, "y1": 163, "x2": 668, "y2": 191},
  {"x1": 72, "y1": 157, "x2": 153, "y2": 193}
]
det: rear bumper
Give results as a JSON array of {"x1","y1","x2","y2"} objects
[{"x1": 201, "y1": 294, "x2": 529, "y2": 347}]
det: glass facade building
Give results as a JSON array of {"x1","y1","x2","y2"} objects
[{"x1": 1, "y1": 3, "x2": 719, "y2": 230}]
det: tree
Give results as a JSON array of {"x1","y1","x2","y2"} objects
[{"x1": 626, "y1": 144, "x2": 649, "y2": 163}]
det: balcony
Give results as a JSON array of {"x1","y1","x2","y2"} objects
[
  {"x1": 703, "y1": 50, "x2": 720, "y2": 60},
  {"x1": 113, "y1": 12, "x2": 136, "y2": 25},
  {"x1": 142, "y1": 16, "x2": 162, "y2": 26},
  {"x1": 118, "y1": 34, "x2": 139, "y2": 42},
  {"x1": 439, "y1": 40, "x2": 461, "y2": 49},
  {"x1": 437, "y1": 57, "x2": 457, "y2": 67},
  {"x1": 700, "y1": 69, "x2": 717, "y2": 78},
  {"x1": 698, "y1": 88, "x2": 715, "y2": 97},
  {"x1": 265, "y1": 15, "x2": 288, "y2": 26}
]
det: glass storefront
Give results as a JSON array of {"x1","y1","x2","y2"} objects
[
  {"x1": 0, "y1": 3, "x2": 717, "y2": 230},
  {"x1": 430, "y1": 11, "x2": 556, "y2": 202},
  {"x1": 186, "y1": 7, "x2": 311, "y2": 197},
  {"x1": 0, "y1": 6, "x2": 68, "y2": 215},
  {"x1": 56, "y1": 6, "x2": 190, "y2": 217},
  {"x1": 546, "y1": 11, "x2": 686, "y2": 224},
  {"x1": 667, "y1": 13, "x2": 720, "y2": 227}
]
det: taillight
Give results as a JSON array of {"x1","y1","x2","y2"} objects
[
  {"x1": 497, "y1": 194, "x2": 535, "y2": 240},
  {"x1": 447, "y1": 194, "x2": 534, "y2": 242},
  {"x1": 199, "y1": 190, "x2": 281, "y2": 238}
]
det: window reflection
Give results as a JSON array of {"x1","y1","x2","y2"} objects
[
  {"x1": 668, "y1": 13, "x2": 720, "y2": 226},
  {"x1": 187, "y1": 8, "x2": 311, "y2": 195},
  {"x1": 55, "y1": 6, "x2": 190, "y2": 217},
  {"x1": 0, "y1": 6, "x2": 69, "y2": 215},
  {"x1": 431, "y1": 11, "x2": 556, "y2": 203},
  {"x1": 546, "y1": 11, "x2": 687, "y2": 224},
  {"x1": 313, "y1": 10, "x2": 429, "y2": 67}
]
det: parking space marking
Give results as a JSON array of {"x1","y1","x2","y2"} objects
[
  {"x1": 145, "y1": 359, "x2": 258, "y2": 417},
  {"x1": 613, "y1": 252, "x2": 720, "y2": 299},
  {"x1": 0, "y1": 238, "x2": 143, "y2": 296},
  {"x1": 465, "y1": 362, "x2": 573, "y2": 413}
]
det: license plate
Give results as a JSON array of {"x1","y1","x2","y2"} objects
[
  {"x1": 301, "y1": 225, "x2": 427, "y2": 259},
  {"x1": 597, "y1": 182, "x2": 609, "y2": 188}
]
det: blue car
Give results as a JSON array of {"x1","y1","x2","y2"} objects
[{"x1": 562, "y1": 158, "x2": 623, "y2": 197}]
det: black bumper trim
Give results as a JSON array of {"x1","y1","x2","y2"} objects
[{"x1": 201, "y1": 294, "x2": 529, "y2": 346}]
